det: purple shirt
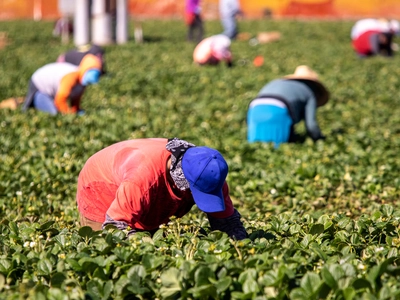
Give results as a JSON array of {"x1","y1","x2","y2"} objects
[{"x1": 186, "y1": 0, "x2": 200, "y2": 13}]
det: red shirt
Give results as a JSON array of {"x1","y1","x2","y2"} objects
[
  {"x1": 76, "y1": 138, "x2": 234, "y2": 230},
  {"x1": 352, "y1": 30, "x2": 380, "y2": 55}
]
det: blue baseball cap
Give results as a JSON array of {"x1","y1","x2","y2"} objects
[{"x1": 182, "y1": 147, "x2": 228, "y2": 213}]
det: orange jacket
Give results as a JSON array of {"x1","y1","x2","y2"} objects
[{"x1": 31, "y1": 54, "x2": 101, "y2": 113}]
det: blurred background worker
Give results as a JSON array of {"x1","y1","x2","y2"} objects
[
  {"x1": 219, "y1": 0, "x2": 242, "y2": 39},
  {"x1": 185, "y1": 0, "x2": 204, "y2": 43},
  {"x1": 76, "y1": 137, "x2": 247, "y2": 240},
  {"x1": 247, "y1": 65, "x2": 330, "y2": 147},
  {"x1": 22, "y1": 54, "x2": 102, "y2": 115},
  {"x1": 351, "y1": 18, "x2": 400, "y2": 58},
  {"x1": 57, "y1": 44, "x2": 106, "y2": 75},
  {"x1": 193, "y1": 34, "x2": 232, "y2": 66}
]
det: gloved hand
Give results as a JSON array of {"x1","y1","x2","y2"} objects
[
  {"x1": 77, "y1": 109, "x2": 85, "y2": 116},
  {"x1": 207, "y1": 209, "x2": 247, "y2": 240}
]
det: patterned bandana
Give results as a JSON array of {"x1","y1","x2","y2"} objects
[{"x1": 165, "y1": 138, "x2": 196, "y2": 190}]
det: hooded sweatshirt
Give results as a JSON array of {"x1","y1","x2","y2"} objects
[{"x1": 31, "y1": 54, "x2": 101, "y2": 113}]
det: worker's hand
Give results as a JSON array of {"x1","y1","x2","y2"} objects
[
  {"x1": 77, "y1": 109, "x2": 85, "y2": 116},
  {"x1": 207, "y1": 209, "x2": 247, "y2": 240}
]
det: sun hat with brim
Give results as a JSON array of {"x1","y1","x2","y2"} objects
[
  {"x1": 181, "y1": 146, "x2": 228, "y2": 213},
  {"x1": 284, "y1": 65, "x2": 330, "y2": 107}
]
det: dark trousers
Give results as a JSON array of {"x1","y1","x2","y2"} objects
[{"x1": 187, "y1": 14, "x2": 204, "y2": 43}]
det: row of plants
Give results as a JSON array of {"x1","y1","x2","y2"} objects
[{"x1": 1, "y1": 205, "x2": 400, "y2": 299}]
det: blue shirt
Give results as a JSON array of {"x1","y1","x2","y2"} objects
[{"x1": 257, "y1": 79, "x2": 323, "y2": 140}]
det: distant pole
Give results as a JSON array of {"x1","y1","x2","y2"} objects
[
  {"x1": 92, "y1": 0, "x2": 113, "y2": 45},
  {"x1": 74, "y1": 0, "x2": 90, "y2": 46},
  {"x1": 116, "y1": 0, "x2": 128, "y2": 44},
  {"x1": 33, "y1": 0, "x2": 42, "y2": 21}
]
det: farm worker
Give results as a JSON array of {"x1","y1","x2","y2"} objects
[
  {"x1": 219, "y1": 0, "x2": 242, "y2": 39},
  {"x1": 22, "y1": 54, "x2": 102, "y2": 115},
  {"x1": 351, "y1": 18, "x2": 398, "y2": 57},
  {"x1": 351, "y1": 19, "x2": 400, "y2": 40},
  {"x1": 57, "y1": 44, "x2": 106, "y2": 75},
  {"x1": 193, "y1": 34, "x2": 233, "y2": 67},
  {"x1": 185, "y1": 0, "x2": 204, "y2": 43},
  {"x1": 76, "y1": 137, "x2": 247, "y2": 240},
  {"x1": 247, "y1": 65, "x2": 330, "y2": 147}
]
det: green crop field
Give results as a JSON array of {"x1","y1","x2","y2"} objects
[{"x1": 1, "y1": 19, "x2": 400, "y2": 299}]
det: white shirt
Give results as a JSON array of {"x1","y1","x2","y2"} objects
[{"x1": 351, "y1": 18, "x2": 392, "y2": 39}]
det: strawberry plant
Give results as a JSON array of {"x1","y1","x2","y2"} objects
[{"x1": 1, "y1": 19, "x2": 400, "y2": 299}]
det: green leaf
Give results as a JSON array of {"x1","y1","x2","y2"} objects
[
  {"x1": 187, "y1": 284, "x2": 217, "y2": 299},
  {"x1": 290, "y1": 224, "x2": 302, "y2": 234},
  {"x1": 318, "y1": 215, "x2": 333, "y2": 230},
  {"x1": 238, "y1": 268, "x2": 257, "y2": 284},
  {"x1": 50, "y1": 272, "x2": 67, "y2": 288},
  {"x1": 300, "y1": 234, "x2": 313, "y2": 248},
  {"x1": 86, "y1": 280, "x2": 102, "y2": 300},
  {"x1": 343, "y1": 287, "x2": 356, "y2": 300},
  {"x1": 371, "y1": 211, "x2": 382, "y2": 221},
  {"x1": 78, "y1": 226, "x2": 94, "y2": 239},
  {"x1": 39, "y1": 220, "x2": 55, "y2": 231},
  {"x1": 290, "y1": 288, "x2": 308, "y2": 300},
  {"x1": 114, "y1": 276, "x2": 129, "y2": 296},
  {"x1": 309, "y1": 224, "x2": 324, "y2": 235},
  {"x1": 194, "y1": 265, "x2": 215, "y2": 286},
  {"x1": 152, "y1": 229, "x2": 164, "y2": 242},
  {"x1": 230, "y1": 291, "x2": 252, "y2": 300},
  {"x1": 160, "y1": 268, "x2": 181, "y2": 298},
  {"x1": 142, "y1": 254, "x2": 164, "y2": 270},
  {"x1": 300, "y1": 272, "x2": 321, "y2": 296},
  {"x1": 310, "y1": 242, "x2": 328, "y2": 261},
  {"x1": 8, "y1": 222, "x2": 18, "y2": 235},
  {"x1": 93, "y1": 267, "x2": 108, "y2": 281},
  {"x1": 352, "y1": 278, "x2": 372, "y2": 290},
  {"x1": 243, "y1": 277, "x2": 259, "y2": 294},
  {"x1": 381, "y1": 205, "x2": 393, "y2": 217},
  {"x1": 53, "y1": 234, "x2": 66, "y2": 247},
  {"x1": 213, "y1": 276, "x2": 232, "y2": 293},
  {"x1": 387, "y1": 248, "x2": 398, "y2": 258},
  {"x1": 378, "y1": 285, "x2": 391, "y2": 300},
  {"x1": 367, "y1": 265, "x2": 380, "y2": 291},
  {"x1": 127, "y1": 265, "x2": 147, "y2": 279},
  {"x1": 65, "y1": 258, "x2": 82, "y2": 272},
  {"x1": 321, "y1": 266, "x2": 337, "y2": 289},
  {"x1": 337, "y1": 218, "x2": 351, "y2": 229},
  {"x1": 37, "y1": 258, "x2": 53, "y2": 275},
  {"x1": 342, "y1": 263, "x2": 356, "y2": 278},
  {"x1": 102, "y1": 281, "x2": 113, "y2": 300}
]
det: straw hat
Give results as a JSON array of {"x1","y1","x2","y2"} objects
[{"x1": 284, "y1": 65, "x2": 330, "y2": 107}]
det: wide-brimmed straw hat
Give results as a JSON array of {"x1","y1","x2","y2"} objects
[{"x1": 284, "y1": 65, "x2": 330, "y2": 107}]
